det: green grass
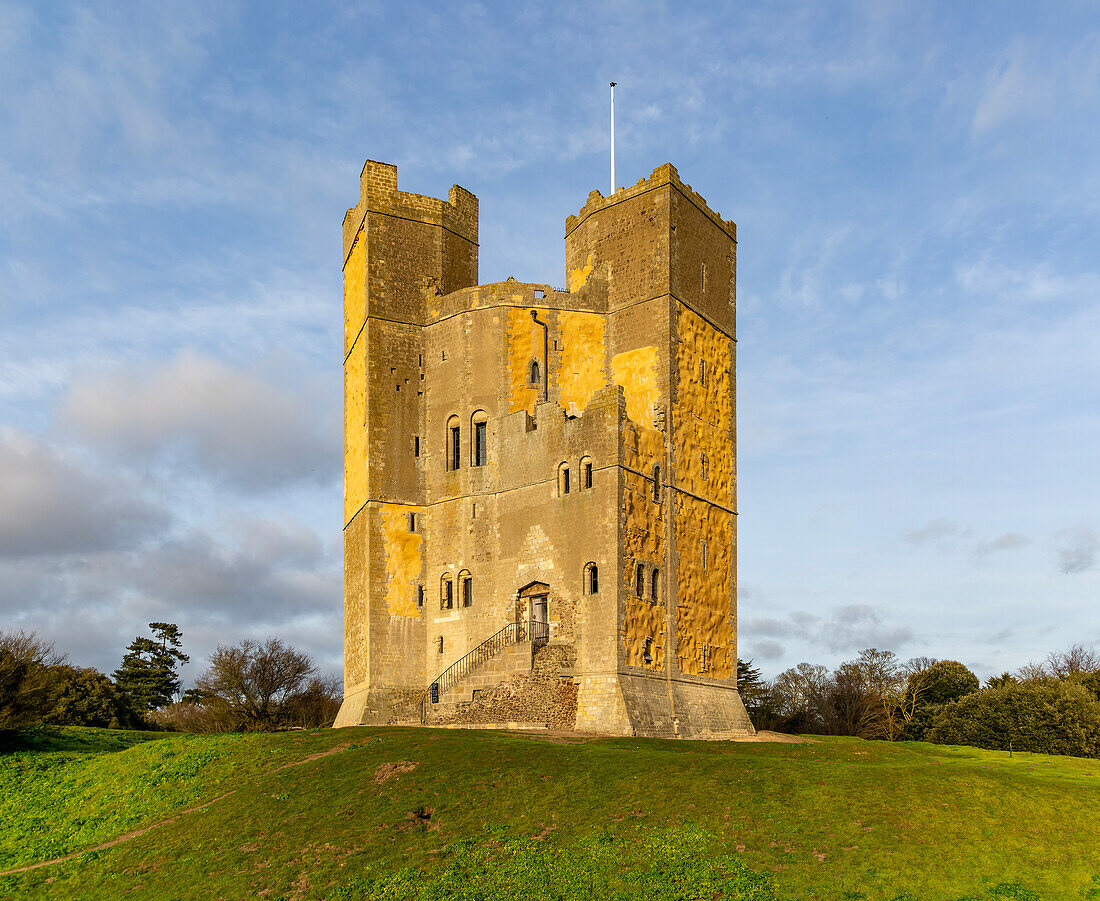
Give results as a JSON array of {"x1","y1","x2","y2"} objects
[{"x1": 1, "y1": 727, "x2": 1098, "y2": 900}]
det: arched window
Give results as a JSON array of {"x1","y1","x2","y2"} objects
[
  {"x1": 584, "y1": 562, "x2": 599, "y2": 595},
  {"x1": 650, "y1": 568, "x2": 660, "y2": 602},
  {"x1": 635, "y1": 562, "x2": 645, "y2": 597},
  {"x1": 581, "y1": 456, "x2": 593, "y2": 489},
  {"x1": 458, "y1": 569, "x2": 473, "y2": 608},
  {"x1": 558, "y1": 462, "x2": 571, "y2": 496},
  {"x1": 529, "y1": 359, "x2": 540, "y2": 386},
  {"x1": 446, "y1": 415, "x2": 460, "y2": 471},
  {"x1": 440, "y1": 573, "x2": 453, "y2": 610},
  {"x1": 701, "y1": 453, "x2": 709, "y2": 481},
  {"x1": 471, "y1": 411, "x2": 488, "y2": 467},
  {"x1": 643, "y1": 637, "x2": 654, "y2": 665},
  {"x1": 652, "y1": 464, "x2": 661, "y2": 501}
]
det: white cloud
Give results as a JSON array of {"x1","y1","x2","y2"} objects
[
  {"x1": 0, "y1": 428, "x2": 168, "y2": 557},
  {"x1": 60, "y1": 350, "x2": 339, "y2": 492}
]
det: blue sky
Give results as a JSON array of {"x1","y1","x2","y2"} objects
[{"x1": 1, "y1": 0, "x2": 1097, "y2": 685}]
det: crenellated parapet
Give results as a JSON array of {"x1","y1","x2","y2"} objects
[
  {"x1": 343, "y1": 160, "x2": 479, "y2": 267},
  {"x1": 565, "y1": 163, "x2": 736, "y2": 242}
]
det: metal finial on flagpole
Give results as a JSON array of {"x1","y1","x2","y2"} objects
[{"x1": 610, "y1": 82, "x2": 616, "y2": 195}]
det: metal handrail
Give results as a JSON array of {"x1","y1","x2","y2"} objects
[{"x1": 420, "y1": 620, "x2": 550, "y2": 723}]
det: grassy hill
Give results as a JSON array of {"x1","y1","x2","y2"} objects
[{"x1": 1, "y1": 726, "x2": 1098, "y2": 900}]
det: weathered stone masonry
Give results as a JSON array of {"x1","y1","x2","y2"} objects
[{"x1": 335, "y1": 159, "x2": 754, "y2": 738}]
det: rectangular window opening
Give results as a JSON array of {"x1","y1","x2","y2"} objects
[
  {"x1": 474, "y1": 421, "x2": 487, "y2": 466},
  {"x1": 584, "y1": 463, "x2": 593, "y2": 489},
  {"x1": 449, "y1": 427, "x2": 460, "y2": 471},
  {"x1": 462, "y1": 578, "x2": 472, "y2": 608},
  {"x1": 414, "y1": 436, "x2": 421, "y2": 457},
  {"x1": 408, "y1": 512, "x2": 417, "y2": 532}
]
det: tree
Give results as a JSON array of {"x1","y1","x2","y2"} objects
[
  {"x1": 42, "y1": 666, "x2": 134, "y2": 729},
  {"x1": 771, "y1": 662, "x2": 830, "y2": 733},
  {"x1": 113, "y1": 622, "x2": 190, "y2": 713},
  {"x1": 899, "y1": 660, "x2": 980, "y2": 740},
  {"x1": 737, "y1": 659, "x2": 783, "y2": 731},
  {"x1": 281, "y1": 675, "x2": 343, "y2": 728},
  {"x1": 0, "y1": 630, "x2": 63, "y2": 731},
  {"x1": 825, "y1": 649, "x2": 905, "y2": 739},
  {"x1": 192, "y1": 638, "x2": 316, "y2": 731},
  {"x1": 1044, "y1": 644, "x2": 1100, "y2": 677}
]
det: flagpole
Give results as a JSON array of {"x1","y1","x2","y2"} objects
[{"x1": 610, "y1": 82, "x2": 616, "y2": 195}]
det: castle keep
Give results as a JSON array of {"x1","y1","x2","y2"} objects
[{"x1": 335, "y1": 159, "x2": 754, "y2": 738}]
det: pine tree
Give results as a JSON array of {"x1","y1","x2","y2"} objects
[{"x1": 113, "y1": 623, "x2": 190, "y2": 713}]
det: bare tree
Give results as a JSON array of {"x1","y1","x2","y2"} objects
[
  {"x1": 1044, "y1": 644, "x2": 1100, "y2": 677},
  {"x1": 192, "y1": 638, "x2": 316, "y2": 731},
  {"x1": 1016, "y1": 661, "x2": 1048, "y2": 682},
  {"x1": 771, "y1": 662, "x2": 830, "y2": 731},
  {"x1": 0, "y1": 630, "x2": 64, "y2": 731}
]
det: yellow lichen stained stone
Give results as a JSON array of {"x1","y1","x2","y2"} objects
[
  {"x1": 557, "y1": 311, "x2": 606, "y2": 413},
  {"x1": 611, "y1": 345, "x2": 659, "y2": 426},
  {"x1": 381, "y1": 504, "x2": 423, "y2": 617}
]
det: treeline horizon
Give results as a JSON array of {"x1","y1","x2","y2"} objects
[
  {"x1": 737, "y1": 643, "x2": 1100, "y2": 758},
  {"x1": 5, "y1": 625, "x2": 1100, "y2": 758},
  {"x1": 1, "y1": 623, "x2": 341, "y2": 739}
]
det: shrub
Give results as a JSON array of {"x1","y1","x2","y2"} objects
[{"x1": 928, "y1": 679, "x2": 1100, "y2": 757}]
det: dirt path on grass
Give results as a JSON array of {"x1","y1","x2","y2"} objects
[{"x1": 0, "y1": 741, "x2": 355, "y2": 877}]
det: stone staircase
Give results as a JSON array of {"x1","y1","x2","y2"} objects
[{"x1": 420, "y1": 624, "x2": 578, "y2": 729}]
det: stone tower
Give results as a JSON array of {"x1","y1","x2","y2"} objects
[{"x1": 335, "y1": 160, "x2": 753, "y2": 738}]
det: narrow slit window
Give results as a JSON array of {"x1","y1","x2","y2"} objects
[
  {"x1": 414, "y1": 436, "x2": 421, "y2": 457},
  {"x1": 701, "y1": 453, "x2": 709, "y2": 481},
  {"x1": 462, "y1": 576, "x2": 472, "y2": 608},
  {"x1": 558, "y1": 462, "x2": 570, "y2": 496},
  {"x1": 652, "y1": 464, "x2": 661, "y2": 501},
  {"x1": 643, "y1": 637, "x2": 653, "y2": 665},
  {"x1": 650, "y1": 568, "x2": 660, "y2": 602},
  {"x1": 417, "y1": 585, "x2": 424, "y2": 608},
  {"x1": 437, "y1": 636, "x2": 444, "y2": 654},
  {"x1": 635, "y1": 563, "x2": 644, "y2": 597},
  {"x1": 701, "y1": 541, "x2": 708, "y2": 572},
  {"x1": 408, "y1": 512, "x2": 417, "y2": 532},
  {"x1": 584, "y1": 461, "x2": 593, "y2": 489},
  {"x1": 585, "y1": 563, "x2": 599, "y2": 595},
  {"x1": 447, "y1": 416, "x2": 461, "y2": 471}
]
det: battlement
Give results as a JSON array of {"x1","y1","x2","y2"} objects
[
  {"x1": 427, "y1": 277, "x2": 609, "y2": 322},
  {"x1": 564, "y1": 162, "x2": 736, "y2": 242},
  {"x1": 343, "y1": 160, "x2": 479, "y2": 264}
]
